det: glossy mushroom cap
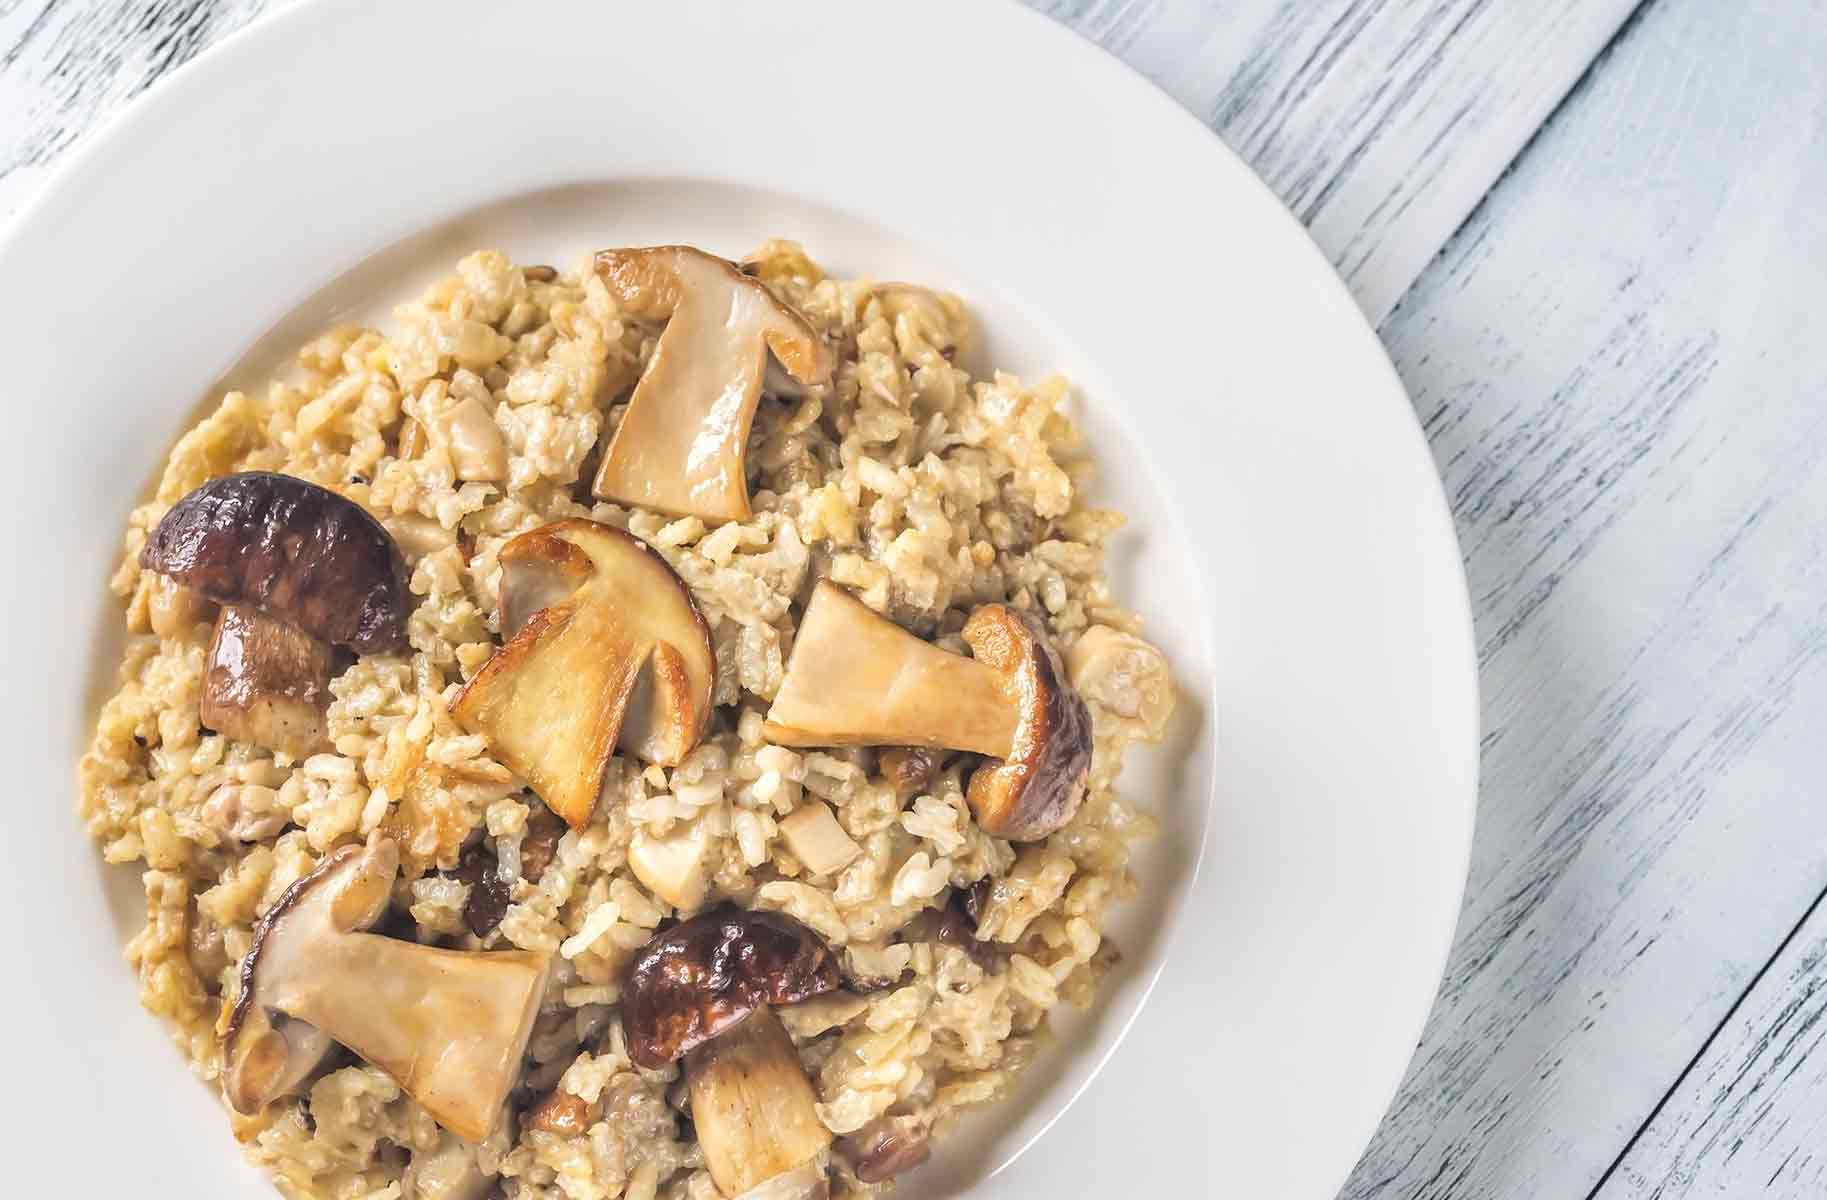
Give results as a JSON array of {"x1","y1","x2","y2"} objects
[
  {"x1": 621, "y1": 907, "x2": 843, "y2": 1070},
  {"x1": 958, "y1": 604, "x2": 1093, "y2": 841},
  {"x1": 140, "y1": 471, "x2": 411, "y2": 655}
]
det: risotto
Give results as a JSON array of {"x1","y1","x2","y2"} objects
[{"x1": 79, "y1": 240, "x2": 1177, "y2": 1200}]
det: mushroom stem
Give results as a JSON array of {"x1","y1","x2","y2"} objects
[
  {"x1": 590, "y1": 246, "x2": 833, "y2": 523},
  {"x1": 274, "y1": 934, "x2": 548, "y2": 1140},
  {"x1": 686, "y1": 1006, "x2": 831, "y2": 1198},
  {"x1": 763, "y1": 583, "x2": 1093, "y2": 842},
  {"x1": 201, "y1": 605, "x2": 333, "y2": 758},
  {"x1": 763, "y1": 583, "x2": 1017, "y2": 758},
  {"x1": 222, "y1": 837, "x2": 551, "y2": 1143}
]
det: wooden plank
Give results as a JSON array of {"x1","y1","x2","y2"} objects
[
  {"x1": 4, "y1": 1, "x2": 1638, "y2": 323},
  {"x1": 1340, "y1": 0, "x2": 1827, "y2": 1195},
  {"x1": 1027, "y1": 0, "x2": 1642, "y2": 320},
  {"x1": 1602, "y1": 896, "x2": 1827, "y2": 1197},
  {"x1": 0, "y1": 0, "x2": 272, "y2": 216}
]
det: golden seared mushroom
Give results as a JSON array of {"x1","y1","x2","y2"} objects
[
  {"x1": 221, "y1": 834, "x2": 550, "y2": 1143},
  {"x1": 764, "y1": 582, "x2": 1093, "y2": 841},
  {"x1": 591, "y1": 246, "x2": 833, "y2": 523},
  {"x1": 623, "y1": 908, "x2": 844, "y2": 1198},
  {"x1": 452, "y1": 519, "x2": 715, "y2": 828},
  {"x1": 140, "y1": 472, "x2": 411, "y2": 757}
]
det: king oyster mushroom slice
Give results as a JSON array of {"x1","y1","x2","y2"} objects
[
  {"x1": 221, "y1": 834, "x2": 551, "y2": 1143},
  {"x1": 140, "y1": 472, "x2": 411, "y2": 757},
  {"x1": 764, "y1": 582, "x2": 1093, "y2": 841},
  {"x1": 452, "y1": 519, "x2": 715, "y2": 828},
  {"x1": 591, "y1": 246, "x2": 834, "y2": 523},
  {"x1": 623, "y1": 908, "x2": 844, "y2": 1198}
]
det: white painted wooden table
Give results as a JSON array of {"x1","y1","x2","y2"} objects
[{"x1": 7, "y1": 1, "x2": 1825, "y2": 1196}]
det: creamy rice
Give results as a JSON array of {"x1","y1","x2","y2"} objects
[{"x1": 80, "y1": 241, "x2": 1175, "y2": 1199}]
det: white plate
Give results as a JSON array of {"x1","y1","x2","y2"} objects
[{"x1": 0, "y1": 2, "x2": 1477, "y2": 1196}]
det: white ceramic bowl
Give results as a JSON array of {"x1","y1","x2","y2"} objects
[{"x1": 0, "y1": 2, "x2": 1477, "y2": 1196}]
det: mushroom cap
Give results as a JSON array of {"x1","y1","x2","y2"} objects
[
  {"x1": 141, "y1": 472, "x2": 411, "y2": 654},
  {"x1": 960, "y1": 605, "x2": 1093, "y2": 841},
  {"x1": 622, "y1": 907, "x2": 843, "y2": 1070}
]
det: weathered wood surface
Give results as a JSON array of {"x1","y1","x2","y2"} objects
[
  {"x1": 1606, "y1": 899, "x2": 1827, "y2": 1198},
  {"x1": 9, "y1": 1, "x2": 1827, "y2": 1197},
  {"x1": 1342, "y1": 0, "x2": 1827, "y2": 1196},
  {"x1": 1029, "y1": 0, "x2": 1641, "y2": 321}
]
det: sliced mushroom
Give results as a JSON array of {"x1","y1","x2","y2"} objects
[
  {"x1": 764, "y1": 582, "x2": 1092, "y2": 841},
  {"x1": 142, "y1": 472, "x2": 411, "y2": 756},
  {"x1": 141, "y1": 472, "x2": 410, "y2": 654},
  {"x1": 622, "y1": 908, "x2": 843, "y2": 1198},
  {"x1": 221, "y1": 834, "x2": 551, "y2": 1142},
  {"x1": 201, "y1": 606, "x2": 333, "y2": 758},
  {"x1": 688, "y1": 1009, "x2": 832, "y2": 1198},
  {"x1": 929, "y1": 895, "x2": 1002, "y2": 973},
  {"x1": 764, "y1": 584, "x2": 1015, "y2": 757},
  {"x1": 622, "y1": 907, "x2": 842, "y2": 1069},
  {"x1": 840, "y1": 1113, "x2": 932, "y2": 1184},
  {"x1": 591, "y1": 246, "x2": 834, "y2": 523},
  {"x1": 453, "y1": 519, "x2": 715, "y2": 828},
  {"x1": 525, "y1": 1087, "x2": 595, "y2": 1135}
]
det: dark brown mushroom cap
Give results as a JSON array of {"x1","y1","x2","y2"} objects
[
  {"x1": 961, "y1": 605, "x2": 1093, "y2": 841},
  {"x1": 140, "y1": 472, "x2": 410, "y2": 654},
  {"x1": 622, "y1": 907, "x2": 842, "y2": 1070}
]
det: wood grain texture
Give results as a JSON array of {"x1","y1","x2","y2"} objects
[
  {"x1": 1029, "y1": 0, "x2": 1642, "y2": 320},
  {"x1": 1605, "y1": 896, "x2": 1827, "y2": 1197},
  {"x1": 1341, "y1": 0, "x2": 1827, "y2": 1195},
  {"x1": 12, "y1": 1, "x2": 1827, "y2": 1198},
  {"x1": 0, "y1": 0, "x2": 273, "y2": 216}
]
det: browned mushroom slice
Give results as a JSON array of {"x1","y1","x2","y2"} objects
[
  {"x1": 764, "y1": 582, "x2": 1092, "y2": 841},
  {"x1": 453, "y1": 519, "x2": 715, "y2": 828},
  {"x1": 957, "y1": 604, "x2": 1094, "y2": 842},
  {"x1": 141, "y1": 472, "x2": 412, "y2": 756},
  {"x1": 140, "y1": 471, "x2": 410, "y2": 654},
  {"x1": 221, "y1": 834, "x2": 550, "y2": 1142},
  {"x1": 688, "y1": 1008, "x2": 832, "y2": 1197},
  {"x1": 841, "y1": 1113, "x2": 933, "y2": 1184},
  {"x1": 494, "y1": 520, "x2": 717, "y2": 768},
  {"x1": 591, "y1": 246, "x2": 833, "y2": 523},
  {"x1": 622, "y1": 908, "x2": 843, "y2": 1197},
  {"x1": 201, "y1": 606, "x2": 333, "y2": 758},
  {"x1": 764, "y1": 583, "x2": 1016, "y2": 757}
]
